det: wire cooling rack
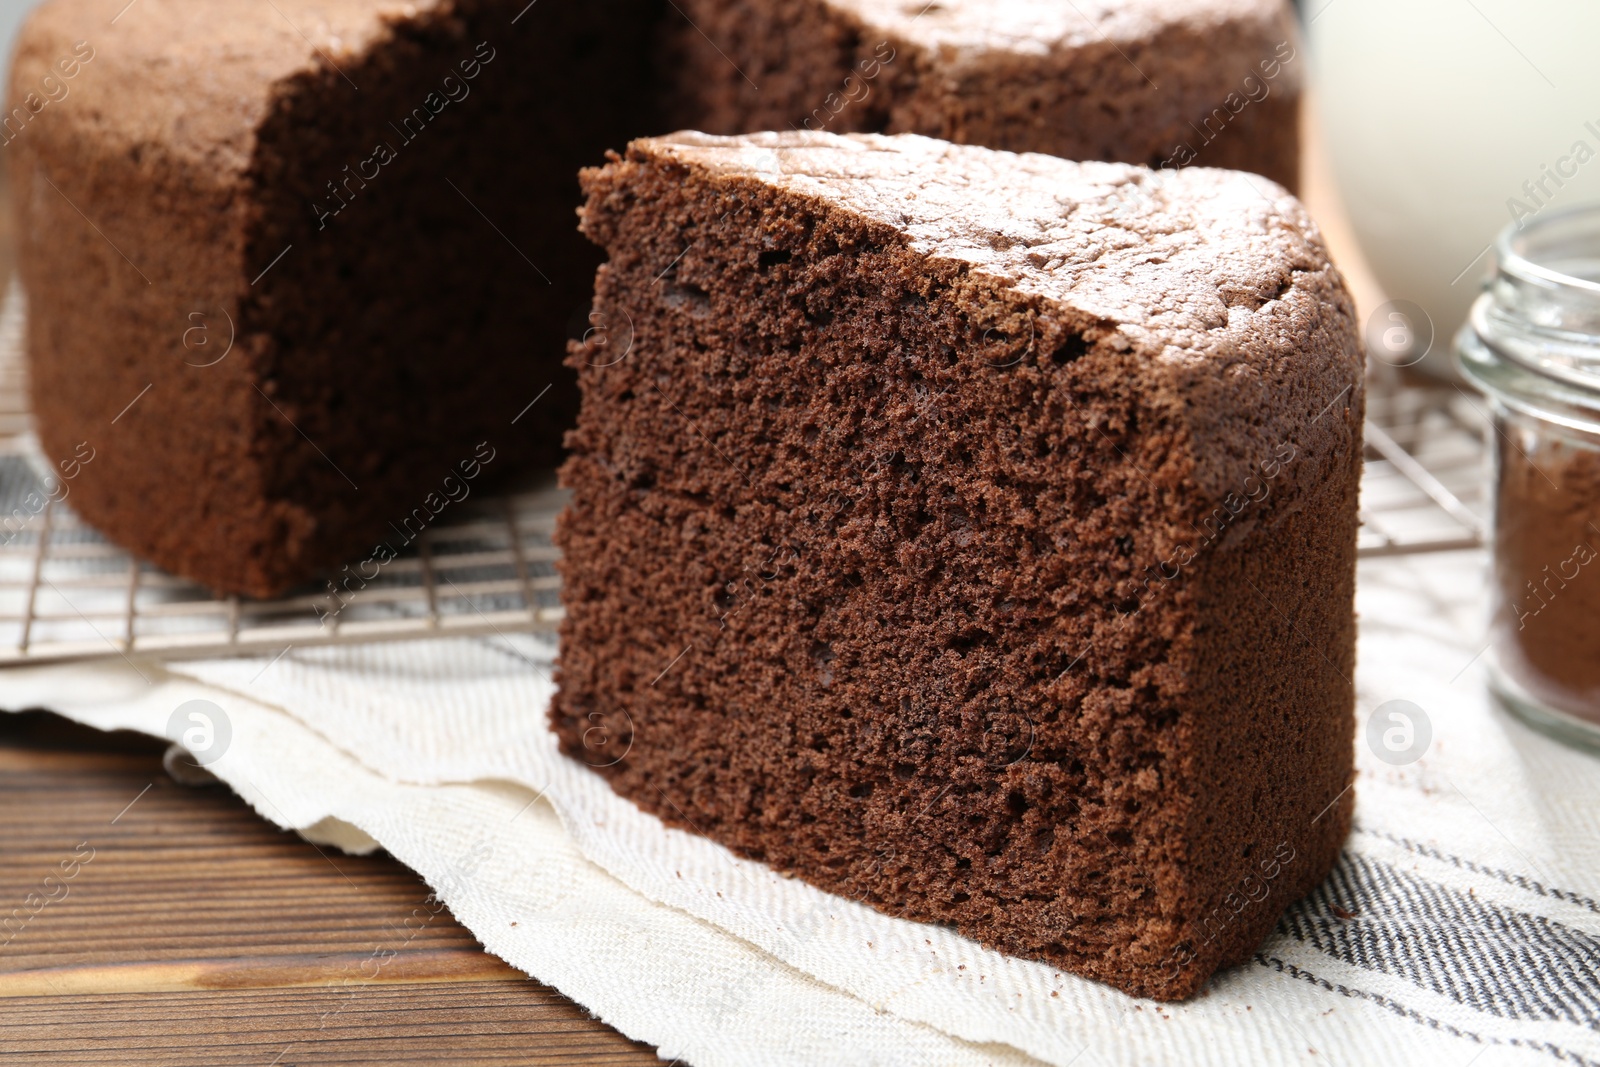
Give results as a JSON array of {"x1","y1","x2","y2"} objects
[
  {"x1": 1359, "y1": 370, "x2": 1488, "y2": 557},
  {"x1": 0, "y1": 295, "x2": 1488, "y2": 667}
]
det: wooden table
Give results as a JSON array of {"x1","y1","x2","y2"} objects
[{"x1": 0, "y1": 711, "x2": 666, "y2": 1065}]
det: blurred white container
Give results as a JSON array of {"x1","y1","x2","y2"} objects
[{"x1": 1308, "y1": 0, "x2": 1600, "y2": 376}]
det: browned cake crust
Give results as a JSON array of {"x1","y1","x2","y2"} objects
[
  {"x1": 665, "y1": 0, "x2": 1303, "y2": 190},
  {"x1": 553, "y1": 132, "x2": 1361, "y2": 1000},
  {"x1": 7, "y1": 0, "x2": 660, "y2": 596}
]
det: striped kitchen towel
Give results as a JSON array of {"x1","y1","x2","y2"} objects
[{"x1": 2, "y1": 535, "x2": 1594, "y2": 1066}]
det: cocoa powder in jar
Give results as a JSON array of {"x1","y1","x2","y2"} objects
[{"x1": 1492, "y1": 424, "x2": 1600, "y2": 723}]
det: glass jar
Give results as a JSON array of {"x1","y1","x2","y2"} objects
[{"x1": 1457, "y1": 203, "x2": 1600, "y2": 752}]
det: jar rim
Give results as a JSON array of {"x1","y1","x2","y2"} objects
[
  {"x1": 1460, "y1": 200, "x2": 1600, "y2": 422},
  {"x1": 1497, "y1": 200, "x2": 1600, "y2": 299}
]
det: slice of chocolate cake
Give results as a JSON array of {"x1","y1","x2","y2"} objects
[
  {"x1": 666, "y1": 0, "x2": 1303, "y2": 189},
  {"x1": 7, "y1": 0, "x2": 661, "y2": 596},
  {"x1": 553, "y1": 132, "x2": 1362, "y2": 1000}
]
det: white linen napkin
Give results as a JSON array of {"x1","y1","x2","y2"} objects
[{"x1": 3, "y1": 546, "x2": 1597, "y2": 1067}]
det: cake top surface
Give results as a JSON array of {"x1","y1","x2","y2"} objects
[
  {"x1": 13, "y1": 0, "x2": 1292, "y2": 173},
  {"x1": 835, "y1": 0, "x2": 1289, "y2": 56},
  {"x1": 639, "y1": 131, "x2": 1329, "y2": 355},
  {"x1": 12, "y1": 0, "x2": 448, "y2": 173},
  {"x1": 22, "y1": 0, "x2": 422, "y2": 72}
]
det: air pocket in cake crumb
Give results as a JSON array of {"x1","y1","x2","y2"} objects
[
  {"x1": 810, "y1": 640, "x2": 837, "y2": 687},
  {"x1": 660, "y1": 281, "x2": 712, "y2": 314}
]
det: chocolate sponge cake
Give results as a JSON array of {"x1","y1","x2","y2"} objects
[
  {"x1": 7, "y1": 0, "x2": 659, "y2": 595},
  {"x1": 667, "y1": 0, "x2": 1303, "y2": 189},
  {"x1": 553, "y1": 132, "x2": 1362, "y2": 1000},
  {"x1": 11, "y1": 0, "x2": 1302, "y2": 596}
]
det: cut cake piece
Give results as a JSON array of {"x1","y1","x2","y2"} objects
[
  {"x1": 666, "y1": 0, "x2": 1304, "y2": 189},
  {"x1": 7, "y1": 0, "x2": 660, "y2": 596},
  {"x1": 553, "y1": 131, "x2": 1362, "y2": 1000}
]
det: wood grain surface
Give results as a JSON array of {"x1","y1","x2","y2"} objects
[{"x1": 0, "y1": 711, "x2": 666, "y2": 1065}]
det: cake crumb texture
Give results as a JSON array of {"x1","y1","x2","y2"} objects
[{"x1": 554, "y1": 131, "x2": 1361, "y2": 1000}]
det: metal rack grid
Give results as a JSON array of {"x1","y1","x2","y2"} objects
[
  {"x1": 1358, "y1": 373, "x2": 1488, "y2": 557},
  {"x1": 0, "y1": 479, "x2": 567, "y2": 666},
  {"x1": 0, "y1": 303, "x2": 1488, "y2": 667}
]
